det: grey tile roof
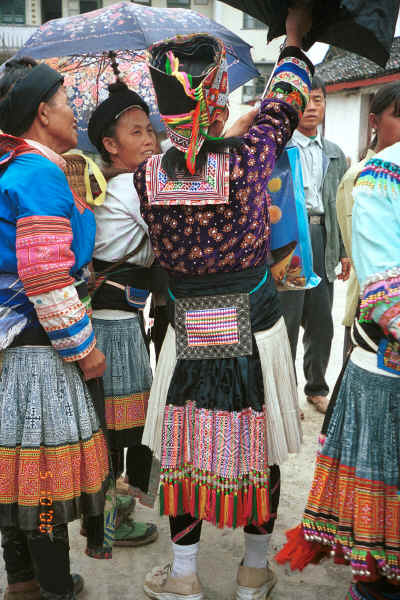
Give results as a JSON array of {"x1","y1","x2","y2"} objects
[{"x1": 316, "y1": 37, "x2": 400, "y2": 85}]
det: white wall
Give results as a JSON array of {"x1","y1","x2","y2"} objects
[{"x1": 325, "y1": 92, "x2": 361, "y2": 163}]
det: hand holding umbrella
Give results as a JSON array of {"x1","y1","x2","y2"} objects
[{"x1": 285, "y1": 2, "x2": 313, "y2": 48}]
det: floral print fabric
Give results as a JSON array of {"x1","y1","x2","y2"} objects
[{"x1": 135, "y1": 50, "x2": 312, "y2": 276}]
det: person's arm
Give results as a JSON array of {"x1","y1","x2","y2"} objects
[
  {"x1": 353, "y1": 156, "x2": 400, "y2": 342},
  {"x1": 15, "y1": 155, "x2": 105, "y2": 379}
]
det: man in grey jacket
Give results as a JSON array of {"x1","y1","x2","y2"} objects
[{"x1": 279, "y1": 75, "x2": 350, "y2": 414}]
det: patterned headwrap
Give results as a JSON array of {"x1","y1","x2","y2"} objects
[
  {"x1": 148, "y1": 34, "x2": 229, "y2": 174},
  {"x1": 0, "y1": 64, "x2": 64, "y2": 136}
]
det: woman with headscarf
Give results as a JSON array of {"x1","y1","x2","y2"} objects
[
  {"x1": 0, "y1": 58, "x2": 109, "y2": 600},
  {"x1": 134, "y1": 6, "x2": 313, "y2": 600},
  {"x1": 87, "y1": 82, "x2": 160, "y2": 546}
]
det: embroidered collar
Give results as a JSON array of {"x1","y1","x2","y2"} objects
[{"x1": 146, "y1": 151, "x2": 230, "y2": 206}]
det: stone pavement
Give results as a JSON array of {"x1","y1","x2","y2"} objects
[{"x1": 0, "y1": 281, "x2": 352, "y2": 600}]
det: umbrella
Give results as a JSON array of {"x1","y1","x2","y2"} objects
[
  {"x1": 14, "y1": 1, "x2": 259, "y2": 151},
  {"x1": 46, "y1": 52, "x2": 163, "y2": 151},
  {"x1": 215, "y1": 0, "x2": 400, "y2": 68}
]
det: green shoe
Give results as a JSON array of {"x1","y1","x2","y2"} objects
[
  {"x1": 113, "y1": 518, "x2": 158, "y2": 547},
  {"x1": 116, "y1": 494, "x2": 136, "y2": 521},
  {"x1": 80, "y1": 494, "x2": 134, "y2": 537}
]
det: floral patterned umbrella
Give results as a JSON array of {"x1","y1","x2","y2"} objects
[
  {"x1": 46, "y1": 52, "x2": 162, "y2": 151},
  {"x1": 13, "y1": 1, "x2": 260, "y2": 150}
]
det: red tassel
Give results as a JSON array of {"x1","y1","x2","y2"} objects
[
  {"x1": 218, "y1": 494, "x2": 225, "y2": 528},
  {"x1": 256, "y1": 487, "x2": 261, "y2": 524},
  {"x1": 211, "y1": 489, "x2": 217, "y2": 525},
  {"x1": 227, "y1": 493, "x2": 234, "y2": 528},
  {"x1": 183, "y1": 479, "x2": 190, "y2": 514},
  {"x1": 274, "y1": 524, "x2": 327, "y2": 571},
  {"x1": 237, "y1": 490, "x2": 244, "y2": 526},
  {"x1": 205, "y1": 486, "x2": 212, "y2": 520},
  {"x1": 173, "y1": 482, "x2": 179, "y2": 516}
]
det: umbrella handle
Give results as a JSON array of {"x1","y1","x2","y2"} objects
[{"x1": 261, "y1": 56, "x2": 279, "y2": 101}]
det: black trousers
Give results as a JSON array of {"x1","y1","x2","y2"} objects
[
  {"x1": 169, "y1": 465, "x2": 281, "y2": 545},
  {"x1": 279, "y1": 224, "x2": 334, "y2": 397},
  {"x1": 1, "y1": 524, "x2": 74, "y2": 599}
]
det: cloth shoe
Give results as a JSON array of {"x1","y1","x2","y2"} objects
[
  {"x1": 306, "y1": 395, "x2": 329, "y2": 414},
  {"x1": 143, "y1": 564, "x2": 203, "y2": 600},
  {"x1": 235, "y1": 565, "x2": 277, "y2": 600},
  {"x1": 4, "y1": 575, "x2": 83, "y2": 600},
  {"x1": 115, "y1": 494, "x2": 136, "y2": 521},
  {"x1": 113, "y1": 518, "x2": 158, "y2": 547}
]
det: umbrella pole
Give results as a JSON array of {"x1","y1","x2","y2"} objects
[{"x1": 261, "y1": 54, "x2": 279, "y2": 100}]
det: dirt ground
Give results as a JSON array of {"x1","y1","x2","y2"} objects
[{"x1": 0, "y1": 281, "x2": 352, "y2": 599}]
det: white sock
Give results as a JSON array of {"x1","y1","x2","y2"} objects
[
  {"x1": 243, "y1": 532, "x2": 271, "y2": 569},
  {"x1": 171, "y1": 542, "x2": 199, "y2": 578}
]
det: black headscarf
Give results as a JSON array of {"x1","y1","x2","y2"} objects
[
  {"x1": 0, "y1": 63, "x2": 64, "y2": 135},
  {"x1": 88, "y1": 82, "x2": 149, "y2": 151}
]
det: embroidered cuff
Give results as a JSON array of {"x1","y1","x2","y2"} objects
[
  {"x1": 30, "y1": 284, "x2": 95, "y2": 361},
  {"x1": 266, "y1": 52, "x2": 312, "y2": 117}
]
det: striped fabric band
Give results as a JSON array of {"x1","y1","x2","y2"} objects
[
  {"x1": 186, "y1": 306, "x2": 239, "y2": 347},
  {"x1": 16, "y1": 215, "x2": 75, "y2": 296}
]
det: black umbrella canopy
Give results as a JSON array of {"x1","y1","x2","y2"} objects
[{"x1": 220, "y1": 0, "x2": 400, "y2": 68}]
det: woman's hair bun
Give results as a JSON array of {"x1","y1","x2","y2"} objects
[
  {"x1": 108, "y1": 81, "x2": 129, "y2": 94},
  {"x1": 5, "y1": 56, "x2": 38, "y2": 70}
]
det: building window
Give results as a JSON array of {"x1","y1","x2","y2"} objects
[
  {"x1": 243, "y1": 14, "x2": 266, "y2": 29},
  {"x1": 41, "y1": 0, "x2": 62, "y2": 23},
  {"x1": 80, "y1": 0, "x2": 103, "y2": 13},
  {"x1": 0, "y1": 0, "x2": 25, "y2": 24},
  {"x1": 132, "y1": 0, "x2": 152, "y2": 5},
  {"x1": 194, "y1": 0, "x2": 209, "y2": 4},
  {"x1": 167, "y1": 0, "x2": 190, "y2": 7},
  {"x1": 242, "y1": 65, "x2": 273, "y2": 104}
]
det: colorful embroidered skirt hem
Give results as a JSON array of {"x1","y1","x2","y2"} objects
[
  {"x1": 0, "y1": 346, "x2": 109, "y2": 529},
  {"x1": 276, "y1": 359, "x2": 400, "y2": 582}
]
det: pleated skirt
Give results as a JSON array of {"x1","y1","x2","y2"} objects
[
  {"x1": 143, "y1": 316, "x2": 302, "y2": 528},
  {"x1": 302, "y1": 359, "x2": 400, "y2": 582},
  {"x1": 92, "y1": 315, "x2": 153, "y2": 449},
  {"x1": 0, "y1": 347, "x2": 109, "y2": 530}
]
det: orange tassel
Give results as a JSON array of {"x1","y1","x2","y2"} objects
[
  {"x1": 199, "y1": 486, "x2": 207, "y2": 519},
  {"x1": 169, "y1": 484, "x2": 175, "y2": 516},
  {"x1": 224, "y1": 493, "x2": 230, "y2": 527}
]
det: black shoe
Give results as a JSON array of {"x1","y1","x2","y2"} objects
[{"x1": 72, "y1": 575, "x2": 84, "y2": 596}]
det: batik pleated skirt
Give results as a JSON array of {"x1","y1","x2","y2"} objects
[
  {"x1": 298, "y1": 358, "x2": 400, "y2": 583},
  {"x1": 143, "y1": 266, "x2": 302, "y2": 528},
  {"x1": 0, "y1": 346, "x2": 109, "y2": 531},
  {"x1": 92, "y1": 315, "x2": 152, "y2": 449}
]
